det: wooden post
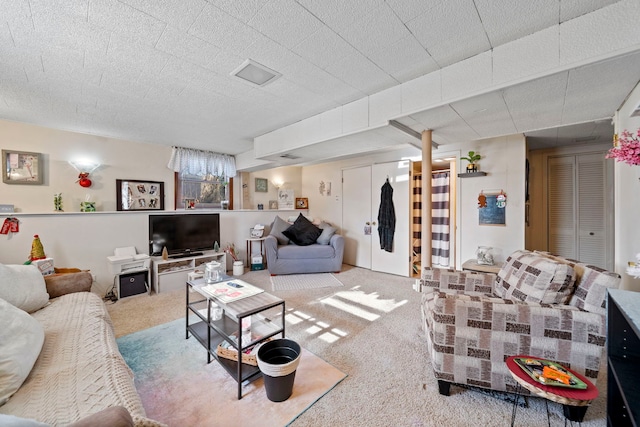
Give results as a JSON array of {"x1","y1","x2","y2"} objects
[{"x1": 422, "y1": 130, "x2": 433, "y2": 269}]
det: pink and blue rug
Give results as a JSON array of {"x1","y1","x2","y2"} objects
[{"x1": 117, "y1": 319, "x2": 346, "y2": 426}]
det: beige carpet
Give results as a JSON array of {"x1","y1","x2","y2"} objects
[
  {"x1": 271, "y1": 273, "x2": 343, "y2": 291},
  {"x1": 108, "y1": 266, "x2": 607, "y2": 426}
]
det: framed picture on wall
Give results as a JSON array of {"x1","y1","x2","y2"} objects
[
  {"x1": 255, "y1": 178, "x2": 268, "y2": 192},
  {"x1": 295, "y1": 197, "x2": 308, "y2": 209},
  {"x1": 116, "y1": 179, "x2": 165, "y2": 211},
  {"x1": 2, "y1": 150, "x2": 43, "y2": 185},
  {"x1": 268, "y1": 200, "x2": 278, "y2": 210},
  {"x1": 278, "y1": 189, "x2": 294, "y2": 210}
]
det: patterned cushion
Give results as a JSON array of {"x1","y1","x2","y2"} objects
[
  {"x1": 533, "y1": 251, "x2": 621, "y2": 315},
  {"x1": 418, "y1": 267, "x2": 495, "y2": 294},
  {"x1": 494, "y1": 250, "x2": 576, "y2": 304}
]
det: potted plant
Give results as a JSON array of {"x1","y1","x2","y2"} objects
[{"x1": 461, "y1": 151, "x2": 482, "y2": 173}]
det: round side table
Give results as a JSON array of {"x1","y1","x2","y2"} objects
[{"x1": 506, "y1": 355, "x2": 598, "y2": 426}]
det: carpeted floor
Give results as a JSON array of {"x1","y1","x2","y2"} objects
[
  {"x1": 270, "y1": 273, "x2": 343, "y2": 291},
  {"x1": 117, "y1": 319, "x2": 346, "y2": 427},
  {"x1": 108, "y1": 266, "x2": 607, "y2": 427}
]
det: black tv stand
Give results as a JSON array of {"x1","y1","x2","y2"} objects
[{"x1": 169, "y1": 252, "x2": 204, "y2": 259}]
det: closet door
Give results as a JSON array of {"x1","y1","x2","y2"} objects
[
  {"x1": 342, "y1": 166, "x2": 372, "y2": 269},
  {"x1": 342, "y1": 162, "x2": 410, "y2": 276},
  {"x1": 371, "y1": 162, "x2": 410, "y2": 276},
  {"x1": 547, "y1": 152, "x2": 612, "y2": 269},
  {"x1": 548, "y1": 156, "x2": 576, "y2": 257}
]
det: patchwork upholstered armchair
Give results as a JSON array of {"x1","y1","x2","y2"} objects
[{"x1": 416, "y1": 249, "x2": 621, "y2": 396}]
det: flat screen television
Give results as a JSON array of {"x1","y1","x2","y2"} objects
[{"x1": 149, "y1": 213, "x2": 220, "y2": 257}]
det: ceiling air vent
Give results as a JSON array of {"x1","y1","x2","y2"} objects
[
  {"x1": 231, "y1": 59, "x2": 281, "y2": 87},
  {"x1": 280, "y1": 153, "x2": 301, "y2": 160}
]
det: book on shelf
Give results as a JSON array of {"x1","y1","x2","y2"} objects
[{"x1": 200, "y1": 279, "x2": 264, "y2": 303}]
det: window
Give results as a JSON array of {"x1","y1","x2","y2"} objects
[{"x1": 175, "y1": 173, "x2": 230, "y2": 209}]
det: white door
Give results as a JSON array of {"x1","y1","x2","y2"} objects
[
  {"x1": 342, "y1": 166, "x2": 372, "y2": 268},
  {"x1": 547, "y1": 152, "x2": 613, "y2": 270},
  {"x1": 371, "y1": 162, "x2": 410, "y2": 276},
  {"x1": 342, "y1": 162, "x2": 410, "y2": 276}
]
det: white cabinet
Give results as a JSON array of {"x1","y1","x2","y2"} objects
[{"x1": 151, "y1": 251, "x2": 226, "y2": 294}]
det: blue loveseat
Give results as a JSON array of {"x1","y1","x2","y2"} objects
[{"x1": 264, "y1": 234, "x2": 344, "y2": 275}]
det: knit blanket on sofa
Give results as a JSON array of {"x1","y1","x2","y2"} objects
[{"x1": 0, "y1": 292, "x2": 162, "y2": 427}]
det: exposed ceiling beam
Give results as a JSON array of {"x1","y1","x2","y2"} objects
[{"x1": 388, "y1": 120, "x2": 439, "y2": 149}]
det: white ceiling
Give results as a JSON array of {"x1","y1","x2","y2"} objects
[{"x1": 0, "y1": 0, "x2": 638, "y2": 166}]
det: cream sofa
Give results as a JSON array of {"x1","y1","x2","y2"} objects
[
  {"x1": 0, "y1": 264, "x2": 162, "y2": 427},
  {"x1": 416, "y1": 250, "x2": 621, "y2": 405}
]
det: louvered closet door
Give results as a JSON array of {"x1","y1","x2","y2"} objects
[
  {"x1": 548, "y1": 156, "x2": 576, "y2": 258},
  {"x1": 576, "y1": 153, "x2": 607, "y2": 268},
  {"x1": 548, "y1": 152, "x2": 611, "y2": 269}
]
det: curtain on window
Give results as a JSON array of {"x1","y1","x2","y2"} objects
[{"x1": 167, "y1": 146, "x2": 236, "y2": 178}]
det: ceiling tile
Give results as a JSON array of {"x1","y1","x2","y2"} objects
[
  {"x1": 562, "y1": 51, "x2": 640, "y2": 123},
  {"x1": 338, "y1": 4, "x2": 413, "y2": 56},
  {"x1": 207, "y1": 0, "x2": 270, "y2": 23},
  {"x1": 296, "y1": 0, "x2": 385, "y2": 33},
  {"x1": 406, "y1": 0, "x2": 491, "y2": 67},
  {"x1": 474, "y1": 0, "x2": 559, "y2": 47},
  {"x1": 409, "y1": 105, "x2": 480, "y2": 142},
  {"x1": 367, "y1": 35, "x2": 438, "y2": 83},
  {"x1": 560, "y1": 0, "x2": 620, "y2": 22},
  {"x1": 248, "y1": 0, "x2": 323, "y2": 49},
  {"x1": 88, "y1": 0, "x2": 166, "y2": 46},
  {"x1": 155, "y1": 26, "x2": 221, "y2": 69},
  {"x1": 291, "y1": 26, "x2": 358, "y2": 70},
  {"x1": 503, "y1": 73, "x2": 568, "y2": 132},
  {"x1": 119, "y1": 0, "x2": 206, "y2": 32},
  {"x1": 324, "y1": 52, "x2": 397, "y2": 94},
  {"x1": 385, "y1": 0, "x2": 445, "y2": 22},
  {"x1": 189, "y1": 4, "x2": 262, "y2": 52},
  {"x1": 451, "y1": 92, "x2": 518, "y2": 137}
]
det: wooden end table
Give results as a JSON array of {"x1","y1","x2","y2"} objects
[{"x1": 506, "y1": 355, "x2": 598, "y2": 426}]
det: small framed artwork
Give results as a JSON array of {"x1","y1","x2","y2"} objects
[
  {"x1": 255, "y1": 178, "x2": 268, "y2": 192},
  {"x1": 2, "y1": 150, "x2": 43, "y2": 185},
  {"x1": 479, "y1": 194, "x2": 506, "y2": 226},
  {"x1": 268, "y1": 200, "x2": 278, "y2": 210},
  {"x1": 296, "y1": 197, "x2": 309, "y2": 209},
  {"x1": 116, "y1": 179, "x2": 165, "y2": 211}
]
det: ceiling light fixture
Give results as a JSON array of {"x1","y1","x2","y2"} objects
[{"x1": 231, "y1": 59, "x2": 281, "y2": 87}]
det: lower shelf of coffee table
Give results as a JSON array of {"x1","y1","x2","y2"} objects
[{"x1": 187, "y1": 320, "x2": 262, "y2": 383}]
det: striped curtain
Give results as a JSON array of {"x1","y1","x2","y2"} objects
[
  {"x1": 432, "y1": 172, "x2": 450, "y2": 267},
  {"x1": 412, "y1": 173, "x2": 422, "y2": 274}
]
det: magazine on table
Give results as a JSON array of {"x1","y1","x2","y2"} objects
[{"x1": 200, "y1": 279, "x2": 264, "y2": 303}]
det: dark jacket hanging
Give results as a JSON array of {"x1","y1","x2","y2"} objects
[{"x1": 377, "y1": 179, "x2": 396, "y2": 252}]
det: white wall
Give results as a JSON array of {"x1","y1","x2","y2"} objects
[
  {"x1": 0, "y1": 119, "x2": 303, "y2": 295},
  {"x1": 300, "y1": 135, "x2": 526, "y2": 268},
  {"x1": 0, "y1": 119, "x2": 174, "y2": 212},
  {"x1": 613, "y1": 82, "x2": 640, "y2": 291},
  {"x1": 457, "y1": 135, "x2": 526, "y2": 264},
  {"x1": 247, "y1": 167, "x2": 302, "y2": 210}
]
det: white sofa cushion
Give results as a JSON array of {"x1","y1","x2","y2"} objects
[
  {"x1": 0, "y1": 264, "x2": 49, "y2": 313},
  {"x1": 0, "y1": 298, "x2": 45, "y2": 406}
]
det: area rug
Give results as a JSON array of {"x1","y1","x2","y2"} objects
[
  {"x1": 117, "y1": 318, "x2": 346, "y2": 427},
  {"x1": 271, "y1": 273, "x2": 344, "y2": 291}
]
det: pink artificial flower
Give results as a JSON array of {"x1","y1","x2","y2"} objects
[{"x1": 606, "y1": 129, "x2": 640, "y2": 166}]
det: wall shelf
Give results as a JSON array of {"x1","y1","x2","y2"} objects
[{"x1": 457, "y1": 172, "x2": 488, "y2": 178}]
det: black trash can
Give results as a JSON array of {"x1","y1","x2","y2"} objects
[{"x1": 257, "y1": 338, "x2": 301, "y2": 402}]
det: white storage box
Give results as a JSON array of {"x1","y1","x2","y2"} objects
[{"x1": 32, "y1": 258, "x2": 54, "y2": 276}]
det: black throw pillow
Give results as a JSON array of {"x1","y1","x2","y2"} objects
[{"x1": 282, "y1": 214, "x2": 321, "y2": 246}]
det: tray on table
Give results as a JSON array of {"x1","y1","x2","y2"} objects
[{"x1": 514, "y1": 357, "x2": 588, "y2": 389}]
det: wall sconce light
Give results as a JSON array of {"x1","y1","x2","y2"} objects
[
  {"x1": 272, "y1": 179, "x2": 284, "y2": 189},
  {"x1": 69, "y1": 160, "x2": 100, "y2": 188}
]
